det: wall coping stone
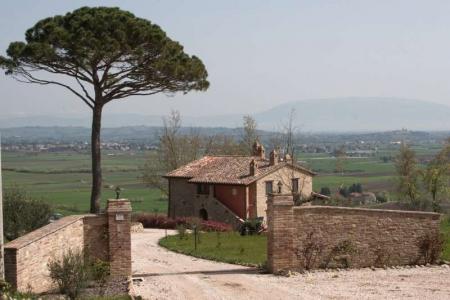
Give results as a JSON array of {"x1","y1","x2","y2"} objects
[
  {"x1": 293, "y1": 205, "x2": 441, "y2": 220},
  {"x1": 5, "y1": 214, "x2": 93, "y2": 250}
]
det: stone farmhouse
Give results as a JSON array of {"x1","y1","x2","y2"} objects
[{"x1": 165, "y1": 141, "x2": 326, "y2": 226}]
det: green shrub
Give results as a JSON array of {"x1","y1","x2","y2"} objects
[
  {"x1": 338, "y1": 186, "x2": 349, "y2": 197},
  {"x1": 239, "y1": 218, "x2": 263, "y2": 236},
  {"x1": 417, "y1": 233, "x2": 444, "y2": 264},
  {"x1": 320, "y1": 187, "x2": 331, "y2": 196},
  {"x1": 89, "y1": 259, "x2": 110, "y2": 287},
  {"x1": 373, "y1": 245, "x2": 390, "y2": 267},
  {"x1": 348, "y1": 183, "x2": 363, "y2": 193},
  {"x1": 375, "y1": 191, "x2": 390, "y2": 203},
  {"x1": 324, "y1": 240, "x2": 357, "y2": 268},
  {"x1": 3, "y1": 186, "x2": 53, "y2": 241},
  {"x1": 176, "y1": 224, "x2": 187, "y2": 239},
  {"x1": 48, "y1": 249, "x2": 88, "y2": 300},
  {"x1": 0, "y1": 279, "x2": 37, "y2": 299}
]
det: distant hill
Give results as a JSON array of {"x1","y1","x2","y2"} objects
[
  {"x1": 253, "y1": 98, "x2": 450, "y2": 132},
  {"x1": 1, "y1": 97, "x2": 450, "y2": 132}
]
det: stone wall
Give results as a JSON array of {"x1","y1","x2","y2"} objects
[
  {"x1": 83, "y1": 215, "x2": 109, "y2": 262},
  {"x1": 106, "y1": 199, "x2": 132, "y2": 278},
  {"x1": 4, "y1": 215, "x2": 86, "y2": 293},
  {"x1": 4, "y1": 199, "x2": 132, "y2": 293},
  {"x1": 267, "y1": 194, "x2": 441, "y2": 273}
]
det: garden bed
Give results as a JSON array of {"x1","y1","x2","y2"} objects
[{"x1": 159, "y1": 232, "x2": 267, "y2": 266}]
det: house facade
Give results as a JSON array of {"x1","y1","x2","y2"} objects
[{"x1": 164, "y1": 142, "x2": 317, "y2": 226}]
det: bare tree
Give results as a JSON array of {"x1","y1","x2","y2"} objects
[
  {"x1": 240, "y1": 115, "x2": 258, "y2": 155},
  {"x1": 270, "y1": 108, "x2": 299, "y2": 162},
  {"x1": 142, "y1": 111, "x2": 202, "y2": 195},
  {"x1": 204, "y1": 134, "x2": 242, "y2": 155},
  {"x1": 395, "y1": 142, "x2": 420, "y2": 205},
  {"x1": 422, "y1": 138, "x2": 450, "y2": 211},
  {"x1": 283, "y1": 108, "x2": 298, "y2": 161},
  {"x1": 334, "y1": 145, "x2": 347, "y2": 175}
]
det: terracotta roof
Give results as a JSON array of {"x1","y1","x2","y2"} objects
[{"x1": 165, "y1": 155, "x2": 316, "y2": 185}]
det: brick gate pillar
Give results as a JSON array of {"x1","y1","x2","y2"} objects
[
  {"x1": 266, "y1": 194, "x2": 294, "y2": 273},
  {"x1": 106, "y1": 199, "x2": 132, "y2": 278}
]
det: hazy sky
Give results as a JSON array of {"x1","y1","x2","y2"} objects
[{"x1": 2, "y1": 0, "x2": 450, "y2": 118}]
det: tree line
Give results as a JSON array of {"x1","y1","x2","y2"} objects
[{"x1": 396, "y1": 139, "x2": 450, "y2": 212}]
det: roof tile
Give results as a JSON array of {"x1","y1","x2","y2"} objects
[{"x1": 165, "y1": 155, "x2": 315, "y2": 185}]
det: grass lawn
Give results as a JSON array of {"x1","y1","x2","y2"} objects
[
  {"x1": 159, "y1": 232, "x2": 267, "y2": 266},
  {"x1": 161, "y1": 220, "x2": 450, "y2": 266}
]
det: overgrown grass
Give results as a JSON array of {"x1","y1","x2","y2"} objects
[
  {"x1": 159, "y1": 232, "x2": 267, "y2": 266},
  {"x1": 441, "y1": 216, "x2": 450, "y2": 261}
]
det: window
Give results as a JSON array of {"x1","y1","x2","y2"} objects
[
  {"x1": 277, "y1": 181, "x2": 283, "y2": 193},
  {"x1": 265, "y1": 181, "x2": 273, "y2": 195},
  {"x1": 292, "y1": 178, "x2": 299, "y2": 193},
  {"x1": 197, "y1": 183, "x2": 209, "y2": 195}
]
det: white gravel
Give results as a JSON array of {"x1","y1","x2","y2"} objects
[{"x1": 132, "y1": 229, "x2": 450, "y2": 300}]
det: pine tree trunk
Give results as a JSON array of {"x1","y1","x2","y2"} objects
[{"x1": 90, "y1": 104, "x2": 103, "y2": 213}]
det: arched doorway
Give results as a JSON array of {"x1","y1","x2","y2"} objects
[{"x1": 199, "y1": 208, "x2": 208, "y2": 221}]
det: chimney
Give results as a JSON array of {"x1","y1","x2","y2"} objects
[
  {"x1": 284, "y1": 153, "x2": 292, "y2": 163},
  {"x1": 252, "y1": 140, "x2": 265, "y2": 159},
  {"x1": 249, "y1": 159, "x2": 258, "y2": 176},
  {"x1": 269, "y1": 149, "x2": 279, "y2": 166}
]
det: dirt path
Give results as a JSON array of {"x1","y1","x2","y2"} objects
[{"x1": 132, "y1": 229, "x2": 450, "y2": 300}]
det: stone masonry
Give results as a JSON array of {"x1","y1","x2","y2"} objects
[
  {"x1": 169, "y1": 178, "x2": 244, "y2": 228},
  {"x1": 106, "y1": 199, "x2": 132, "y2": 278},
  {"x1": 267, "y1": 194, "x2": 441, "y2": 273},
  {"x1": 267, "y1": 194, "x2": 294, "y2": 271},
  {"x1": 4, "y1": 199, "x2": 132, "y2": 293},
  {"x1": 4, "y1": 215, "x2": 85, "y2": 293}
]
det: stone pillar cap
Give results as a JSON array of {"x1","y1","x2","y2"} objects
[
  {"x1": 267, "y1": 193, "x2": 294, "y2": 206},
  {"x1": 106, "y1": 199, "x2": 132, "y2": 213}
]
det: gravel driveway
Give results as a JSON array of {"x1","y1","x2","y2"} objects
[{"x1": 132, "y1": 229, "x2": 450, "y2": 300}]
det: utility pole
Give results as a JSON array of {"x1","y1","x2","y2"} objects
[{"x1": 0, "y1": 134, "x2": 4, "y2": 280}]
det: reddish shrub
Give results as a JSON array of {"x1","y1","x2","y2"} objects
[
  {"x1": 200, "y1": 220, "x2": 232, "y2": 232},
  {"x1": 133, "y1": 214, "x2": 232, "y2": 232},
  {"x1": 133, "y1": 213, "x2": 187, "y2": 229}
]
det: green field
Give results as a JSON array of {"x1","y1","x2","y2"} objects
[
  {"x1": 299, "y1": 145, "x2": 441, "y2": 194},
  {"x1": 1, "y1": 144, "x2": 444, "y2": 216},
  {"x1": 2, "y1": 151, "x2": 165, "y2": 215}
]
